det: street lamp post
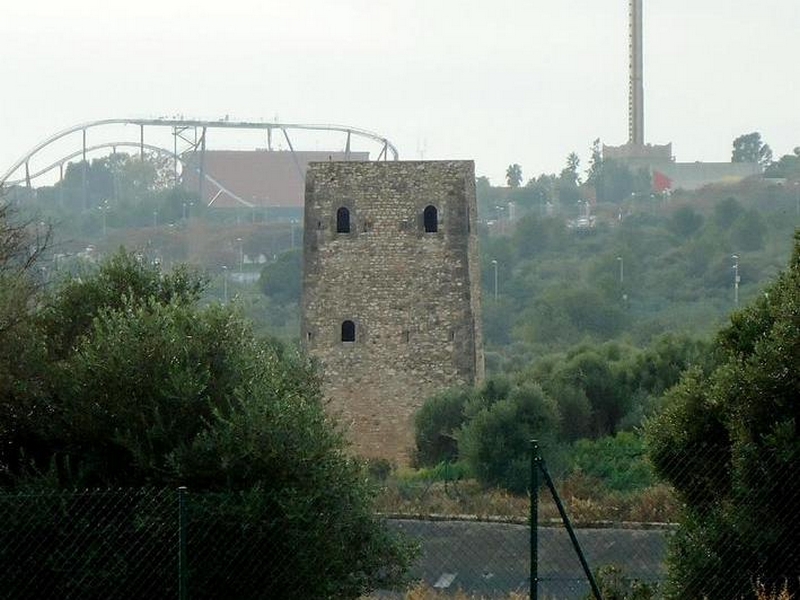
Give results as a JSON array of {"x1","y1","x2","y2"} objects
[
  {"x1": 732, "y1": 254, "x2": 740, "y2": 307},
  {"x1": 491, "y1": 259, "x2": 498, "y2": 301},
  {"x1": 237, "y1": 237, "x2": 244, "y2": 273}
]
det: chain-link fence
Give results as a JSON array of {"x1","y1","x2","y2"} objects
[
  {"x1": 377, "y1": 441, "x2": 671, "y2": 599},
  {"x1": 0, "y1": 488, "x2": 178, "y2": 599},
  {"x1": 374, "y1": 439, "x2": 798, "y2": 600},
  {"x1": 0, "y1": 487, "x2": 408, "y2": 600},
  {"x1": 1, "y1": 442, "x2": 797, "y2": 600}
]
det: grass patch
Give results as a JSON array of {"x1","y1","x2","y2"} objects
[{"x1": 375, "y1": 470, "x2": 680, "y2": 524}]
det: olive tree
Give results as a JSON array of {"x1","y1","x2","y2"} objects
[
  {"x1": 646, "y1": 231, "x2": 800, "y2": 599},
  {"x1": 0, "y1": 249, "x2": 414, "y2": 598}
]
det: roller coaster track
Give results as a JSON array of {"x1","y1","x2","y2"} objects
[
  {"x1": 1, "y1": 141, "x2": 253, "y2": 207},
  {"x1": 0, "y1": 118, "x2": 399, "y2": 189}
]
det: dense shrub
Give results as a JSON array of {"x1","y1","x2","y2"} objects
[
  {"x1": 569, "y1": 432, "x2": 656, "y2": 492},
  {"x1": 646, "y1": 231, "x2": 800, "y2": 599},
  {"x1": 413, "y1": 387, "x2": 472, "y2": 467},
  {"x1": 459, "y1": 383, "x2": 560, "y2": 493},
  {"x1": 0, "y1": 250, "x2": 413, "y2": 598},
  {"x1": 259, "y1": 247, "x2": 301, "y2": 304}
]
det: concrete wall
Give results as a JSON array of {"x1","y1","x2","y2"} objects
[{"x1": 301, "y1": 161, "x2": 484, "y2": 462}]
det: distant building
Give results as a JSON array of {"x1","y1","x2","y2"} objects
[
  {"x1": 603, "y1": 142, "x2": 673, "y2": 171},
  {"x1": 652, "y1": 162, "x2": 762, "y2": 192},
  {"x1": 603, "y1": 143, "x2": 762, "y2": 191},
  {"x1": 602, "y1": 1, "x2": 762, "y2": 192},
  {"x1": 181, "y1": 150, "x2": 369, "y2": 217}
]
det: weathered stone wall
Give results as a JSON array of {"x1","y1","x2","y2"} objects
[{"x1": 301, "y1": 161, "x2": 484, "y2": 462}]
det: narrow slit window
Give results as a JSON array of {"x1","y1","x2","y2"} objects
[
  {"x1": 336, "y1": 207, "x2": 351, "y2": 233},
  {"x1": 341, "y1": 320, "x2": 356, "y2": 342},
  {"x1": 423, "y1": 205, "x2": 438, "y2": 233}
]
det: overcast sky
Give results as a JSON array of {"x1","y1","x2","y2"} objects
[{"x1": 1, "y1": 0, "x2": 798, "y2": 185}]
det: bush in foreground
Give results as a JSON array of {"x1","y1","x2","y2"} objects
[
  {"x1": 0, "y1": 249, "x2": 414, "y2": 598},
  {"x1": 647, "y1": 231, "x2": 800, "y2": 599}
]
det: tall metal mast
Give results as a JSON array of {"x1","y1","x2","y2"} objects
[{"x1": 628, "y1": 0, "x2": 644, "y2": 146}]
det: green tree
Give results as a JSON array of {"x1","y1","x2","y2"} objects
[
  {"x1": 712, "y1": 196, "x2": 744, "y2": 230},
  {"x1": 731, "y1": 207, "x2": 767, "y2": 251},
  {"x1": 512, "y1": 213, "x2": 568, "y2": 258},
  {"x1": 593, "y1": 159, "x2": 650, "y2": 203},
  {"x1": 459, "y1": 382, "x2": 559, "y2": 493},
  {"x1": 586, "y1": 138, "x2": 603, "y2": 186},
  {"x1": 413, "y1": 387, "x2": 472, "y2": 467},
  {"x1": 630, "y1": 334, "x2": 711, "y2": 398},
  {"x1": 259, "y1": 248, "x2": 302, "y2": 304},
  {"x1": 731, "y1": 131, "x2": 773, "y2": 168},
  {"x1": 0, "y1": 249, "x2": 413, "y2": 598},
  {"x1": 668, "y1": 205, "x2": 704, "y2": 238},
  {"x1": 482, "y1": 296, "x2": 515, "y2": 346},
  {"x1": 552, "y1": 348, "x2": 631, "y2": 437},
  {"x1": 516, "y1": 286, "x2": 625, "y2": 349},
  {"x1": 476, "y1": 175, "x2": 492, "y2": 197},
  {"x1": 562, "y1": 152, "x2": 581, "y2": 186},
  {"x1": 646, "y1": 231, "x2": 800, "y2": 599},
  {"x1": 0, "y1": 204, "x2": 52, "y2": 473},
  {"x1": 558, "y1": 152, "x2": 582, "y2": 205},
  {"x1": 548, "y1": 383, "x2": 592, "y2": 441},
  {"x1": 570, "y1": 432, "x2": 656, "y2": 492},
  {"x1": 506, "y1": 163, "x2": 523, "y2": 188},
  {"x1": 764, "y1": 147, "x2": 800, "y2": 179}
]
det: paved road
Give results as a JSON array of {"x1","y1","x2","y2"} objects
[{"x1": 385, "y1": 519, "x2": 669, "y2": 599}]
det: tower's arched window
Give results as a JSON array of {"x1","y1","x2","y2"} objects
[
  {"x1": 336, "y1": 207, "x2": 351, "y2": 233},
  {"x1": 341, "y1": 320, "x2": 356, "y2": 342},
  {"x1": 423, "y1": 205, "x2": 438, "y2": 233}
]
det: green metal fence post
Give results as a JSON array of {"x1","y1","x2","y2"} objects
[
  {"x1": 178, "y1": 486, "x2": 188, "y2": 600},
  {"x1": 539, "y1": 459, "x2": 604, "y2": 600},
  {"x1": 531, "y1": 439, "x2": 540, "y2": 600}
]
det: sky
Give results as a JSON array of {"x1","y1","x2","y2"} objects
[{"x1": 1, "y1": 0, "x2": 798, "y2": 186}]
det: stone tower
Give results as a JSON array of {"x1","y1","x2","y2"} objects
[{"x1": 301, "y1": 160, "x2": 484, "y2": 461}]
